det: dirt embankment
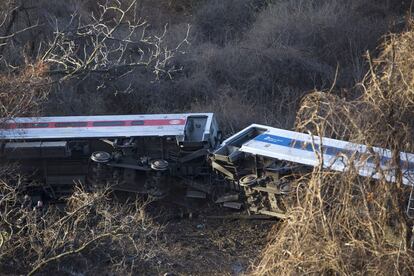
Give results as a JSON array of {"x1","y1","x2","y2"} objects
[{"x1": 157, "y1": 211, "x2": 274, "y2": 275}]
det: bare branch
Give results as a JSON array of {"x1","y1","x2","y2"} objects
[{"x1": 40, "y1": 0, "x2": 190, "y2": 81}]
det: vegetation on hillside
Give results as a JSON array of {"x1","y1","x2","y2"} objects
[
  {"x1": 0, "y1": 0, "x2": 407, "y2": 128},
  {"x1": 1, "y1": 0, "x2": 414, "y2": 274},
  {"x1": 254, "y1": 21, "x2": 414, "y2": 275}
]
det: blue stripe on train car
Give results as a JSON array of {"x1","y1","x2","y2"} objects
[{"x1": 253, "y1": 133, "x2": 293, "y2": 147}]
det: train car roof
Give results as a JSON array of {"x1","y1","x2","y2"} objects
[
  {"x1": 0, "y1": 113, "x2": 215, "y2": 140},
  {"x1": 222, "y1": 124, "x2": 414, "y2": 186}
]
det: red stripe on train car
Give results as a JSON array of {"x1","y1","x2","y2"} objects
[{"x1": 3, "y1": 119, "x2": 186, "y2": 129}]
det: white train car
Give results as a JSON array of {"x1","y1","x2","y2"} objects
[
  {"x1": 224, "y1": 124, "x2": 414, "y2": 185},
  {"x1": 0, "y1": 113, "x2": 218, "y2": 143},
  {"x1": 211, "y1": 124, "x2": 414, "y2": 217},
  {"x1": 0, "y1": 113, "x2": 220, "y2": 199}
]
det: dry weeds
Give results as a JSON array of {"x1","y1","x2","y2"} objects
[
  {"x1": 0, "y1": 178, "x2": 165, "y2": 274},
  {"x1": 0, "y1": 61, "x2": 50, "y2": 120},
  {"x1": 253, "y1": 21, "x2": 414, "y2": 276},
  {"x1": 1, "y1": 1, "x2": 413, "y2": 275}
]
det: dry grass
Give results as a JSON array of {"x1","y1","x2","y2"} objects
[
  {"x1": 0, "y1": 61, "x2": 50, "y2": 119},
  {"x1": 0, "y1": 177, "x2": 166, "y2": 274},
  {"x1": 253, "y1": 20, "x2": 414, "y2": 276},
  {"x1": 1, "y1": 1, "x2": 414, "y2": 275},
  {"x1": 34, "y1": 0, "x2": 403, "y2": 133}
]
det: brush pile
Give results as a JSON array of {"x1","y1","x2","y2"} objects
[{"x1": 254, "y1": 21, "x2": 414, "y2": 275}]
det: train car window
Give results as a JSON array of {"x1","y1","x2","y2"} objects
[
  {"x1": 93, "y1": 121, "x2": 125, "y2": 127},
  {"x1": 131, "y1": 120, "x2": 145, "y2": 125},
  {"x1": 184, "y1": 116, "x2": 207, "y2": 142},
  {"x1": 55, "y1": 122, "x2": 88, "y2": 127},
  {"x1": 17, "y1": 123, "x2": 49, "y2": 128},
  {"x1": 0, "y1": 123, "x2": 12, "y2": 129}
]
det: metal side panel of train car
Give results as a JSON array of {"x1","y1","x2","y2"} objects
[
  {"x1": 0, "y1": 113, "x2": 214, "y2": 140},
  {"x1": 213, "y1": 124, "x2": 414, "y2": 185},
  {"x1": 239, "y1": 124, "x2": 414, "y2": 185},
  {"x1": 210, "y1": 124, "x2": 414, "y2": 218},
  {"x1": 0, "y1": 113, "x2": 220, "y2": 200}
]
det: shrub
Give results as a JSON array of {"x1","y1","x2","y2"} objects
[
  {"x1": 253, "y1": 20, "x2": 414, "y2": 276},
  {"x1": 194, "y1": 0, "x2": 259, "y2": 45}
]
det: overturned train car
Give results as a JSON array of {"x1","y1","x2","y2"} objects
[
  {"x1": 210, "y1": 124, "x2": 414, "y2": 218},
  {"x1": 0, "y1": 113, "x2": 220, "y2": 200},
  {"x1": 2, "y1": 113, "x2": 414, "y2": 219}
]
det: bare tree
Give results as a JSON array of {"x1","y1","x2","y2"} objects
[{"x1": 41, "y1": 0, "x2": 190, "y2": 81}]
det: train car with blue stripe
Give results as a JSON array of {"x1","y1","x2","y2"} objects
[{"x1": 211, "y1": 124, "x2": 414, "y2": 218}]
